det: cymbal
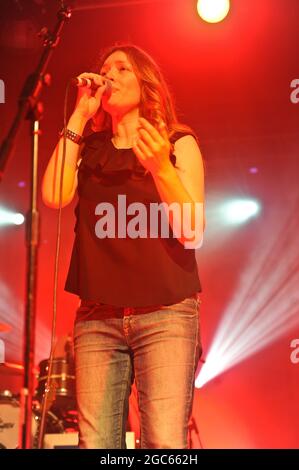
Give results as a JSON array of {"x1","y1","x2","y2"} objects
[
  {"x1": 0, "y1": 362, "x2": 24, "y2": 376},
  {"x1": 0, "y1": 362, "x2": 39, "y2": 376},
  {"x1": 0, "y1": 322, "x2": 11, "y2": 332}
]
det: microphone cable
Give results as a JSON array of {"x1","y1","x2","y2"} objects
[{"x1": 37, "y1": 81, "x2": 72, "y2": 448}]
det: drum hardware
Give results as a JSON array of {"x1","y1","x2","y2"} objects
[
  {"x1": 34, "y1": 356, "x2": 77, "y2": 447},
  {"x1": 0, "y1": 354, "x2": 78, "y2": 448},
  {"x1": 0, "y1": 390, "x2": 13, "y2": 399},
  {"x1": 0, "y1": 393, "x2": 64, "y2": 449},
  {"x1": 32, "y1": 380, "x2": 57, "y2": 449},
  {"x1": 36, "y1": 357, "x2": 75, "y2": 403}
]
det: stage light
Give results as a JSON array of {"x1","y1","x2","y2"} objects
[
  {"x1": 197, "y1": 0, "x2": 230, "y2": 24},
  {"x1": 0, "y1": 207, "x2": 25, "y2": 226},
  {"x1": 196, "y1": 203, "x2": 299, "y2": 388},
  {"x1": 221, "y1": 199, "x2": 260, "y2": 224},
  {"x1": 0, "y1": 282, "x2": 51, "y2": 364}
]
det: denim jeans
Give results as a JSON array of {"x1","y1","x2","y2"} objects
[{"x1": 73, "y1": 294, "x2": 202, "y2": 449}]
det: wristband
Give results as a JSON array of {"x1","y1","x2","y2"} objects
[{"x1": 60, "y1": 128, "x2": 83, "y2": 145}]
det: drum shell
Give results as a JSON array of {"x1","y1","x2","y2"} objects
[{"x1": 37, "y1": 358, "x2": 75, "y2": 399}]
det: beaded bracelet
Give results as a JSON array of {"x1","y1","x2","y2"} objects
[{"x1": 60, "y1": 128, "x2": 83, "y2": 145}]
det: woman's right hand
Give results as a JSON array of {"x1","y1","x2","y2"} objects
[{"x1": 73, "y1": 72, "x2": 108, "y2": 120}]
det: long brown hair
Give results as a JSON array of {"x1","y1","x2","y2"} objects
[{"x1": 91, "y1": 43, "x2": 197, "y2": 144}]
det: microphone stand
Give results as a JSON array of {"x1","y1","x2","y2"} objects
[
  {"x1": 0, "y1": 3, "x2": 72, "y2": 449},
  {"x1": 189, "y1": 416, "x2": 204, "y2": 449}
]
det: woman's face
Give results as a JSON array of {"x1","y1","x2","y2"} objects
[{"x1": 100, "y1": 50, "x2": 141, "y2": 116}]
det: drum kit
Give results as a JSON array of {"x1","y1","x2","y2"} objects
[{"x1": 0, "y1": 327, "x2": 78, "y2": 449}]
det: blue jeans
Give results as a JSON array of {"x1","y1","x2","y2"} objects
[{"x1": 73, "y1": 294, "x2": 202, "y2": 449}]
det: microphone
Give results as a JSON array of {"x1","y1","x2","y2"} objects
[{"x1": 71, "y1": 77, "x2": 112, "y2": 93}]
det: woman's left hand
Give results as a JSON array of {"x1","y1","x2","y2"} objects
[{"x1": 132, "y1": 117, "x2": 172, "y2": 175}]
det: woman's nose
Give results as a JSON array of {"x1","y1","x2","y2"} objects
[
  {"x1": 105, "y1": 67, "x2": 117, "y2": 81},
  {"x1": 105, "y1": 72, "x2": 114, "y2": 81}
]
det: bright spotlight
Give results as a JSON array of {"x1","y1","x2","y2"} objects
[
  {"x1": 221, "y1": 199, "x2": 260, "y2": 224},
  {"x1": 196, "y1": 202, "x2": 299, "y2": 388},
  {"x1": 197, "y1": 0, "x2": 230, "y2": 23},
  {"x1": 0, "y1": 208, "x2": 25, "y2": 226},
  {"x1": 13, "y1": 213, "x2": 25, "y2": 225}
]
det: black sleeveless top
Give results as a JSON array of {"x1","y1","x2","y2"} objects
[{"x1": 65, "y1": 130, "x2": 201, "y2": 307}]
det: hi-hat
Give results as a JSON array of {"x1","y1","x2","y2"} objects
[{"x1": 0, "y1": 322, "x2": 11, "y2": 332}]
